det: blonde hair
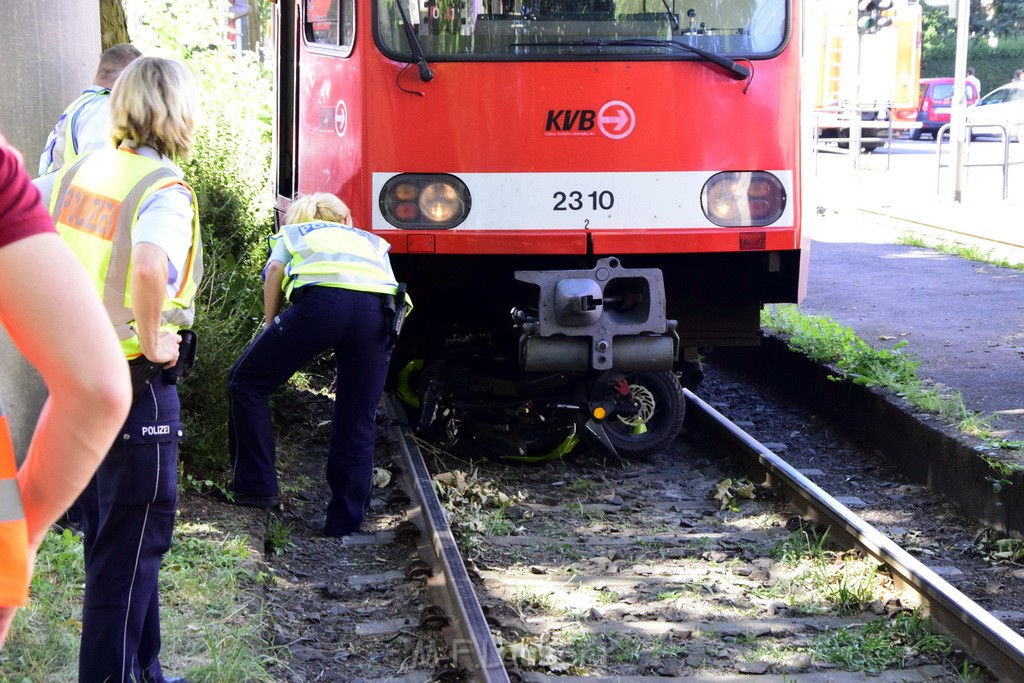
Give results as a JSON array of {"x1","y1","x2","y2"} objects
[
  {"x1": 284, "y1": 193, "x2": 352, "y2": 225},
  {"x1": 109, "y1": 57, "x2": 196, "y2": 160}
]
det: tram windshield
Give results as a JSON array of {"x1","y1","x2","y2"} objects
[{"x1": 374, "y1": 0, "x2": 786, "y2": 58}]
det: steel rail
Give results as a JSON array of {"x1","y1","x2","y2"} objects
[
  {"x1": 383, "y1": 396, "x2": 511, "y2": 683},
  {"x1": 684, "y1": 388, "x2": 1024, "y2": 681}
]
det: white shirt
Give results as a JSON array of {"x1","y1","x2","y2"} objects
[
  {"x1": 38, "y1": 86, "x2": 113, "y2": 176},
  {"x1": 128, "y1": 145, "x2": 196, "y2": 299}
]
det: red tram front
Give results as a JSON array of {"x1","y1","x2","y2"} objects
[{"x1": 274, "y1": 0, "x2": 805, "y2": 461}]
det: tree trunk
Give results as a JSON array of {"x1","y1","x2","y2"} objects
[{"x1": 100, "y1": 0, "x2": 131, "y2": 48}]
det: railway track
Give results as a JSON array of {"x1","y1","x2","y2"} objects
[
  {"x1": 263, "y1": 385, "x2": 1024, "y2": 681},
  {"x1": 374, "y1": 387, "x2": 1024, "y2": 679}
]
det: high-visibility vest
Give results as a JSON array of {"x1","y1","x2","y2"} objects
[
  {"x1": 49, "y1": 148, "x2": 203, "y2": 359},
  {"x1": 274, "y1": 221, "x2": 399, "y2": 301},
  {"x1": 38, "y1": 88, "x2": 110, "y2": 176},
  {"x1": 0, "y1": 398, "x2": 29, "y2": 607}
]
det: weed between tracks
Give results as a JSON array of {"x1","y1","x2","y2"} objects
[{"x1": 419, "y1": 441, "x2": 980, "y2": 678}]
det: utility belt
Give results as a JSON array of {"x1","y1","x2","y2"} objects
[
  {"x1": 127, "y1": 329, "x2": 198, "y2": 398},
  {"x1": 290, "y1": 284, "x2": 410, "y2": 346}
]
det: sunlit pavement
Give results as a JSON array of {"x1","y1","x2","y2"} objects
[{"x1": 807, "y1": 136, "x2": 1024, "y2": 265}]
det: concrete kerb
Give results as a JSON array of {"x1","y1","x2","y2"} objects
[{"x1": 715, "y1": 338, "x2": 1024, "y2": 539}]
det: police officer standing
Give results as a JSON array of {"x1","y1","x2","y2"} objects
[
  {"x1": 222, "y1": 193, "x2": 406, "y2": 537},
  {"x1": 38, "y1": 43, "x2": 142, "y2": 176},
  {"x1": 37, "y1": 57, "x2": 202, "y2": 683}
]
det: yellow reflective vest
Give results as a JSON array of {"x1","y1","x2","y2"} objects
[
  {"x1": 0, "y1": 398, "x2": 28, "y2": 607},
  {"x1": 49, "y1": 148, "x2": 203, "y2": 359},
  {"x1": 274, "y1": 221, "x2": 399, "y2": 301}
]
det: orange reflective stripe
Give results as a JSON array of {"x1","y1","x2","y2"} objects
[
  {"x1": 0, "y1": 413, "x2": 29, "y2": 606},
  {"x1": 0, "y1": 518, "x2": 29, "y2": 606},
  {"x1": 0, "y1": 418, "x2": 13, "y2": 480}
]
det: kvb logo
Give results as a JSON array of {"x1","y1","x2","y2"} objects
[
  {"x1": 334, "y1": 99, "x2": 348, "y2": 138},
  {"x1": 597, "y1": 100, "x2": 635, "y2": 139},
  {"x1": 544, "y1": 100, "x2": 635, "y2": 139}
]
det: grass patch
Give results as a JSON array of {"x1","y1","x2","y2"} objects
[
  {"x1": 897, "y1": 234, "x2": 1024, "y2": 272},
  {"x1": 565, "y1": 632, "x2": 687, "y2": 668},
  {"x1": 265, "y1": 516, "x2": 296, "y2": 556},
  {"x1": 0, "y1": 530, "x2": 84, "y2": 679},
  {"x1": 565, "y1": 477, "x2": 600, "y2": 495},
  {"x1": 813, "y1": 610, "x2": 952, "y2": 673},
  {"x1": 762, "y1": 304, "x2": 1023, "y2": 461},
  {"x1": 762, "y1": 529, "x2": 886, "y2": 615},
  {"x1": 0, "y1": 523, "x2": 273, "y2": 682},
  {"x1": 513, "y1": 587, "x2": 557, "y2": 614}
]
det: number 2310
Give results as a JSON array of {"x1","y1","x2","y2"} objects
[{"x1": 553, "y1": 190, "x2": 615, "y2": 211}]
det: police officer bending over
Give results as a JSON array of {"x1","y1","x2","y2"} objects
[{"x1": 222, "y1": 192, "x2": 408, "y2": 538}]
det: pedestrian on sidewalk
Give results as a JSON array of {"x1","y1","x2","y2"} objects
[{"x1": 966, "y1": 67, "x2": 981, "y2": 94}]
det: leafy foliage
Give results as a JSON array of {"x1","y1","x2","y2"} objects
[
  {"x1": 133, "y1": 0, "x2": 275, "y2": 477},
  {"x1": 760, "y1": 305, "x2": 921, "y2": 389},
  {"x1": 922, "y1": 2, "x2": 1024, "y2": 89}
]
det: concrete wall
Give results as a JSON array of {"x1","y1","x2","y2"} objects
[
  {"x1": 0, "y1": 2, "x2": 101, "y2": 461},
  {"x1": 0, "y1": 2, "x2": 101, "y2": 160}
]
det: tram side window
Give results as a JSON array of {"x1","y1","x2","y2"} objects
[{"x1": 305, "y1": 0, "x2": 355, "y2": 49}]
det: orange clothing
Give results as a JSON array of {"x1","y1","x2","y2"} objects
[{"x1": 0, "y1": 408, "x2": 28, "y2": 606}]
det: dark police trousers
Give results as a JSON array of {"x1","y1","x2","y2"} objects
[
  {"x1": 227, "y1": 286, "x2": 391, "y2": 536},
  {"x1": 78, "y1": 373, "x2": 181, "y2": 683}
]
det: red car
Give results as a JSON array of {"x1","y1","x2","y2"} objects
[{"x1": 912, "y1": 77, "x2": 980, "y2": 140}]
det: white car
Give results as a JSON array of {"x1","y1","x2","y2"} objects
[{"x1": 965, "y1": 82, "x2": 1024, "y2": 141}]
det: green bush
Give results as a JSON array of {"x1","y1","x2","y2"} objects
[
  {"x1": 134, "y1": 1, "x2": 275, "y2": 478},
  {"x1": 923, "y1": 34, "x2": 1024, "y2": 91}
]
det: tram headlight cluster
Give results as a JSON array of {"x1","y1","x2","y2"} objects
[
  {"x1": 380, "y1": 174, "x2": 471, "y2": 229},
  {"x1": 701, "y1": 171, "x2": 786, "y2": 227}
]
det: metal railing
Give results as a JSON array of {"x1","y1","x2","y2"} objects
[
  {"x1": 936, "y1": 122, "x2": 1024, "y2": 200},
  {"x1": 813, "y1": 105, "x2": 896, "y2": 171}
]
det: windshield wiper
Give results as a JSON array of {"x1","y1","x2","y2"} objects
[
  {"x1": 395, "y1": 0, "x2": 433, "y2": 81},
  {"x1": 638, "y1": 38, "x2": 749, "y2": 80},
  {"x1": 523, "y1": 38, "x2": 750, "y2": 81}
]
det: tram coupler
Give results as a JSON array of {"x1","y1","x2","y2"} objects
[{"x1": 514, "y1": 256, "x2": 678, "y2": 373}]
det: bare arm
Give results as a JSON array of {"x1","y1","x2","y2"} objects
[
  {"x1": 131, "y1": 242, "x2": 180, "y2": 367},
  {"x1": 263, "y1": 260, "x2": 286, "y2": 326},
  {"x1": 0, "y1": 135, "x2": 128, "y2": 647},
  {"x1": 3, "y1": 234, "x2": 132, "y2": 547}
]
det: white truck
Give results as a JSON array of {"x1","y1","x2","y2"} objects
[{"x1": 808, "y1": 0, "x2": 923, "y2": 152}]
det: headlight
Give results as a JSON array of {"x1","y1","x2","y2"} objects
[
  {"x1": 380, "y1": 174, "x2": 471, "y2": 229},
  {"x1": 701, "y1": 171, "x2": 786, "y2": 227}
]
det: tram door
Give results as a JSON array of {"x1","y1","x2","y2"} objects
[{"x1": 275, "y1": 0, "x2": 299, "y2": 205}]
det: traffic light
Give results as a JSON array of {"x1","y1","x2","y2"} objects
[{"x1": 857, "y1": 0, "x2": 894, "y2": 34}]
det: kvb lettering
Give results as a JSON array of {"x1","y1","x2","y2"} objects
[{"x1": 545, "y1": 110, "x2": 597, "y2": 132}]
